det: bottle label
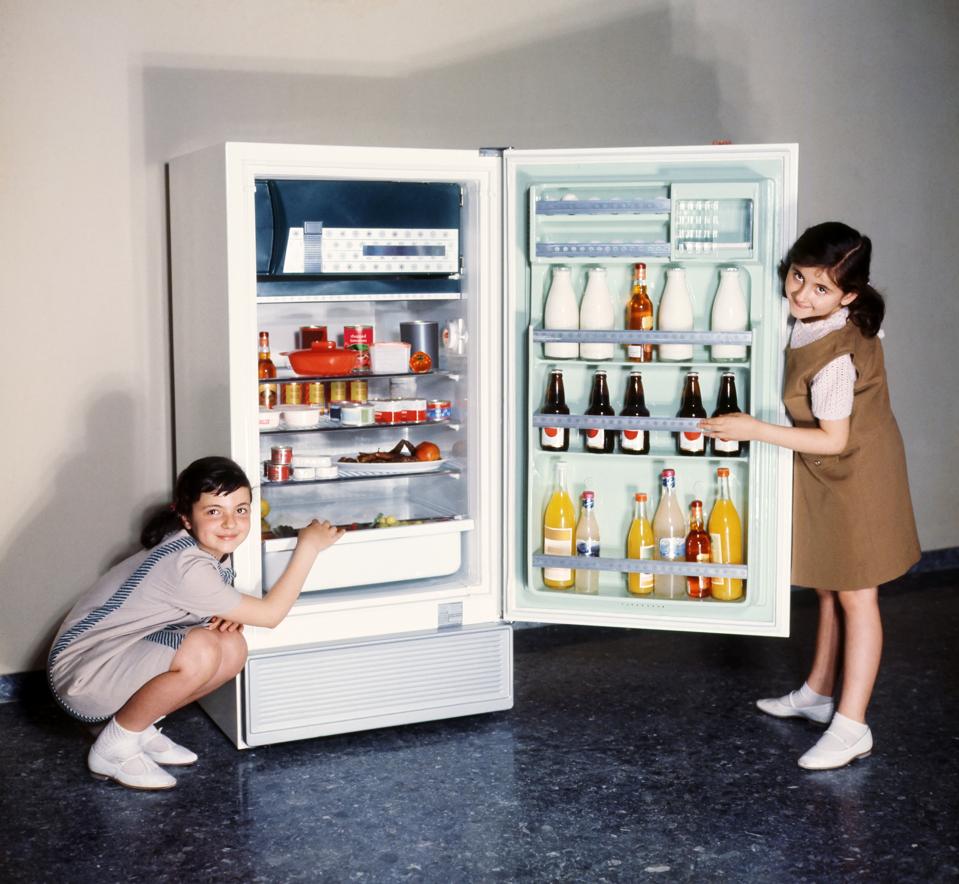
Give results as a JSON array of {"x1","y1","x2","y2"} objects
[
  {"x1": 541, "y1": 427, "x2": 565, "y2": 449},
  {"x1": 680, "y1": 430, "x2": 705, "y2": 453},
  {"x1": 638, "y1": 544, "x2": 654, "y2": 589},
  {"x1": 627, "y1": 316, "x2": 653, "y2": 357},
  {"x1": 695, "y1": 552, "x2": 710, "y2": 564},
  {"x1": 544, "y1": 527, "x2": 573, "y2": 581},
  {"x1": 576, "y1": 539, "x2": 600, "y2": 558},
  {"x1": 659, "y1": 537, "x2": 685, "y2": 561},
  {"x1": 710, "y1": 532, "x2": 726, "y2": 587},
  {"x1": 713, "y1": 437, "x2": 739, "y2": 453},
  {"x1": 621, "y1": 429, "x2": 648, "y2": 452},
  {"x1": 585, "y1": 428, "x2": 606, "y2": 450}
]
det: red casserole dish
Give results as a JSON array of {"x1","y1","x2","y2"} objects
[{"x1": 283, "y1": 341, "x2": 359, "y2": 376}]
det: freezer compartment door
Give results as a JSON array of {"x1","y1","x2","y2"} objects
[{"x1": 243, "y1": 624, "x2": 512, "y2": 746}]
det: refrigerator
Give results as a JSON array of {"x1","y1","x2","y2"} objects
[{"x1": 168, "y1": 142, "x2": 797, "y2": 748}]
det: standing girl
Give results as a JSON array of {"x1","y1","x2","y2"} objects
[
  {"x1": 48, "y1": 456, "x2": 343, "y2": 790},
  {"x1": 701, "y1": 222, "x2": 920, "y2": 770}
]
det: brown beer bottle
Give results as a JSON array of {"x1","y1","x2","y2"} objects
[
  {"x1": 540, "y1": 369, "x2": 570, "y2": 452},
  {"x1": 676, "y1": 371, "x2": 707, "y2": 456},
  {"x1": 711, "y1": 371, "x2": 744, "y2": 457},
  {"x1": 258, "y1": 331, "x2": 278, "y2": 408},
  {"x1": 619, "y1": 370, "x2": 650, "y2": 455},
  {"x1": 583, "y1": 370, "x2": 615, "y2": 453},
  {"x1": 685, "y1": 499, "x2": 712, "y2": 598},
  {"x1": 626, "y1": 262, "x2": 654, "y2": 362}
]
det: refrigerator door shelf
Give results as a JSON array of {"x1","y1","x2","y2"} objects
[
  {"x1": 533, "y1": 328, "x2": 753, "y2": 347},
  {"x1": 532, "y1": 553, "x2": 748, "y2": 580},
  {"x1": 532, "y1": 413, "x2": 714, "y2": 434}
]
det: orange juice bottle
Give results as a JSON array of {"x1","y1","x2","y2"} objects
[
  {"x1": 626, "y1": 492, "x2": 655, "y2": 595},
  {"x1": 708, "y1": 467, "x2": 744, "y2": 600},
  {"x1": 543, "y1": 461, "x2": 575, "y2": 589}
]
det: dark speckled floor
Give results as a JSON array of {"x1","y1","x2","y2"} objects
[{"x1": 2, "y1": 571, "x2": 957, "y2": 883}]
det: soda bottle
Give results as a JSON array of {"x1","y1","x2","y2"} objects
[
  {"x1": 626, "y1": 492, "x2": 655, "y2": 595},
  {"x1": 574, "y1": 491, "x2": 601, "y2": 594},
  {"x1": 626, "y1": 262, "x2": 654, "y2": 362},
  {"x1": 710, "y1": 267, "x2": 748, "y2": 361},
  {"x1": 258, "y1": 331, "x2": 277, "y2": 408},
  {"x1": 543, "y1": 266, "x2": 579, "y2": 359},
  {"x1": 653, "y1": 468, "x2": 687, "y2": 598},
  {"x1": 709, "y1": 467, "x2": 744, "y2": 600},
  {"x1": 711, "y1": 371, "x2": 744, "y2": 457},
  {"x1": 619, "y1": 370, "x2": 650, "y2": 455},
  {"x1": 685, "y1": 500, "x2": 712, "y2": 598},
  {"x1": 579, "y1": 266, "x2": 615, "y2": 360},
  {"x1": 582, "y1": 370, "x2": 615, "y2": 453},
  {"x1": 542, "y1": 461, "x2": 575, "y2": 590},
  {"x1": 657, "y1": 267, "x2": 694, "y2": 361},
  {"x1": 540, "y1": 369, "x2": 570, "y2": 451},
  {"x1": 675, "y1": 371, "x2": 707, "y2": 456}
]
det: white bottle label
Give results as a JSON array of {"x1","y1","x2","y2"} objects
[
  {"x1": 585, "y1": 428, "x2": 606, "y2": 450},
  {"x1": 544, "y1": 527, "x2": 573, "y2": 580},
  {"x1": 679, "y1": 429, "x2": 705, "y2": 453},
  {"x1": 621, "y1": 428, "x2": 647, "y2": 452},
  {"x1": 710, "y1": 532, "x2": 726, "y2": 588},
  {"x1": 541, "y1": 426, "x2": 565, "y2": 449},
  {"x1": 659, "y1": 537, "x2": 685, "y2": 561},
  {"x1": 713, "y1": 436, "x2": 739, "y2": 453},
  {"x1": 638, "y1": 544, "x2": 654, "y2": 589}
]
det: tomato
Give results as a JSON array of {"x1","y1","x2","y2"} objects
[
  {"x1": 414, "y1": 441, "x2": 441, "y2": 461},
  {"x1": 409, "y1": 351, "x2": 433, "y2": 374}
]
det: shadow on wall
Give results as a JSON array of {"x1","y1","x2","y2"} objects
[
  {"x1": 138, "y1": 6, "x2": 735, "y2": 161},
  {"x1": 0, "y1": 392, "x2": 153, "y2": 673}
]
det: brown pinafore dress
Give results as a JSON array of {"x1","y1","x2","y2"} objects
[{"x1": 783, "y1": 320, "x2": 920, "y2": 590}]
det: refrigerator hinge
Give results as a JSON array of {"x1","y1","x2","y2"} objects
[
  {"x1": 459, "y1": 186, "x2": 465, "y2": 207},
  {"x1": 479, "y1": 147, "x2": 507, "y2": 157},
  {"x1": 438, "y1": 602, "x2": 463, "y2": 629}
]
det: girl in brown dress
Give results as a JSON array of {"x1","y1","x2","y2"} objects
[{"x1": 701, "y1": 222, "x2": 920, "y2": 771}]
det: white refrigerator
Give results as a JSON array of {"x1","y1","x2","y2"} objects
[{"x1": 169, "y1": 141, "x2": 797, "y2": 747}]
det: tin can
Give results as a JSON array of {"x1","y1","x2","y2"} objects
[
  {"x1": 270, "y1": 445, "x2": 293, "y2": 465},
  {"x1": 299, "y1": 325, "x2": 327, "y2": 347},
  {"x1": 344, "y1": 324, "x2": 373, "y2": 370},
  {"x1": 329, "y1": 380, "x2": 347, "y2": 402},
  {"x1": 304, "y1": 381, "x2": 326, "y2": 407},
  {"x1": 266, "y1": 462, "x2": 291, "y2": 482},
  {"x1": 349, "y1": 379, "x2": 368, "y2": 402},
  {"x1": 280, "y1": 382, "x2": 303, "y2": 405},
  {"x1": 427, "y1": 399, "x2": 452, "y2": 422}
]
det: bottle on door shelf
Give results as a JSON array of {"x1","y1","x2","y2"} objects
[
  {"x1": 657, "y1": 267, "x2": 694, "y2": 361},
  {"x1": 626, "y1": 262, "x2": 654, "y2": 363},
  {"x1": 258, "y1": 331, "x2": 278, "y2": 409},
  {"x1": 540, "y1": 369, "x2": 570, "y2": 451},
  {"x1": 583, "y1": 370, "x2": 615, "y2": 453},
  {"x1": 709, "y1": 467, "x2": 744, "y2": 601},
  {"x1": 653, "y1": 468, "x2": 687, "y2": 599},
  {"x1": 685, "y1": 500, "x2": 712, "y2": 599},
  {"x1": 676, "y1": 371, "x2": 707, "y2": 456},
  {"x1": 579, "y1": 266, "x2": 615, "y2": 361},
  {"x1": 710, "y1": 266, "x2": 748, "y2": 362},
  {"x1": 619, "y1": 370, "x2": 650, "y2": 455},
  {"x1": 575, "y1": 491, "x2": 601, "y2": 595},
  {"x1": 626, "y1": 492, "x2": 655, "y2": 596},
  {"x1": 711, "y1": 372, "x2": 744, "y2": 457},
  {"x1": 543, "y1": 265, "x2": 579, "y2": 359},
  {"x1": 542, "y1": 460, "x2": 575, "y2": 590}
]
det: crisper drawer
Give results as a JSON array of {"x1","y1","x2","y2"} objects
[
  {"x1": 244, "y1": 623, "x2": 513, "y2": 745},
  {"x1": 262, "y1": 518, "x2": 474, "y2": 592}
]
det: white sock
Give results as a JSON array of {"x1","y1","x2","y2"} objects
[
  {"x1": 829, "y1": 711, "x2": 869, "y2": 740},
  {"x1": 92, "y1": 717, "x2": 145, "y2": 759},
  {"x1": 796, "y1": 681, "x2": 833, "y2": 706}
]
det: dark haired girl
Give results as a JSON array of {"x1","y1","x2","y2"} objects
[
  {"x1": 48, "y1": 456, "x2": 342, "y2": 790},
  {"x1": 701, "y1": 222, "x2": 920, "y2": 770}
]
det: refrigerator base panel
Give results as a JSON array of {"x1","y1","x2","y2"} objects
[{"x1": 241, "y1": 624, "x2": 512, "y2": 747}]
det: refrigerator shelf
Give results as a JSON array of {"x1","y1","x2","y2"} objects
[
  {"x1": 533, "y1": 412, "x2": 709, "y2": 433},
  {"x1": 535, "y1": 447, "x2": 745, "y2": 463},
  {"x1": 532, "y1": 553, "x2": 747, "y2": 579},
  {"x1": 532, "y1": 328, "x2": 753, "y2": 345},
  {"x1": 260, "y1": 418, "x2": 457, "y2": 435},
  {"x1": 271, "y1": 368, "x2": 455, "y2": 383},
  {"x1": 263, "y1": 463, "x2": 462, "y2": 486},
  {"x1": 535, "y1": 242, "x2": 671, "y2": 260},
  {"x1": 536, "y1": 197, "x2": 671, "y2": 216}
]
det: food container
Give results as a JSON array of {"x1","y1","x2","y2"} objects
[
  {"x1": 400, "y1": 321, "x2": 439, "y2": 371},
  {"x1": 304, "y1": 381, "x2": 326, "y2": 407},
  {"x1": 266, "y1": 462, "x2": 291, "y2": 482},
  {"x1": 299, "y1": 325, "x2": 327, "y2": 347},
  {"x1": 270, "y1": 445, "x2": 293, "y2": 465},
  {"x1": 284, "y1": 341, "x2": 358, "y2": 377},
  {"x1": 340, "y1": 403, "x2": 375, "y2": 426},
  {"x1": 292, "y1": 466, "x2": 316, "y2": 481},
  {"x1": 281, "y1": 405, "x2": 321, "y2": 429},
  {"x1": 344, "y1": 324, "x2": 373, "y2": 370},
  {"x1": 259, "y1": 408, "x2": 281, "y2": 430},
  {"x1": 292, "y1": 454, "x2": 333, "y2": 469},
  {"x1": 349, "y1": 379, "x2": 368, "y2": 401},
  {"x1": 427, "y1": 399, "x2": 452, "y2": 422},
  {"x1": 372, "y1": 399, "x2": 427, "y2": 424},
  {"x1": 370, "y1": 342, "x2": 411, "y2": 374},
  {"x1": 329, "y1": 381, "x2": 347, "y2": 402},
  {"x1": 280, "y1": 382, "x2": 303, "y2": 405},
  {"x1": 315, "y1": 465, "x2": 339, "y2": 480}
]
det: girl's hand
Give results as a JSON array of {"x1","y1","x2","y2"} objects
[
  {"x1": 700, "y1": 412, "x2": 761, "y2": 443},
  {"x1": 297, "y1": 519, "x2": 345, "y2": 554},
  {"x1": 207, "y1": 616, "x2": 244, "y2": 633}
]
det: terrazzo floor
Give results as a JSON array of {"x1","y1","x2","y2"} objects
[{"x1": 1, "y1": 569, "x2": 957, "y2": 883}]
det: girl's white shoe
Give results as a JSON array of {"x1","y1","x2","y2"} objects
[
  {"x1": 756, "y1": 688, "x2": 834, "y2": 724},
  {"x1": 798, "y1": 714, "x2": 873, "y2": 770},
  {"x1": 140, "y1": 726, "x2": 198, "y2": 766},
  {"x1": 88, "y1": 745, "x2": 177, "y2": 790}
]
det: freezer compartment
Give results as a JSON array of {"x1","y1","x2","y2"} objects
[{"x1": 669, "y1": 182, "x2": 759, "y2": 259}]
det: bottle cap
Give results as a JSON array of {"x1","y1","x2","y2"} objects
[
  {"x1": 661, "y1": 468, "x2": 675, "y2": 478},
  {"x1": 588, "y1": 266, "x2": 606, "y2": 274},
  {"x1": 594, "y1": 369, "x2": 608, "y2": 376},
  {"x1": 717, "y1": 467, "x2": 730, "y2": 477},
  {"x1": 629, "y1": 370, "x2": 643, "y2": 377},
  {"x1": 581, "y1": 491, "x2": 595, "y2": 502},
  {"x1": 687, "y1": 371, "x2": 699, "y2": 377},
  {"x1": 635, "y1": 492, "x2": 647, "y2": 502}
]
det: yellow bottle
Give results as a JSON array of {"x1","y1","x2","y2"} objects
[
  {"x1": 708, "y1": 467, "x2": 744, "y2": 600},
  {"x1": 543, "y1": 461, "x2": 576, "y2": 589},
  {"x1": 626, "y1": 492, "x2": 655, "y2": 595}
]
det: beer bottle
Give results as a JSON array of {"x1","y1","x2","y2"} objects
[
  {"x1": 676, "y1": 371, "x2": 707, "y2": 456},
  {"x1": 540, "y1": 369, "x2": 570, "y2": 452},
  {"x1": 619, "y1": 370, "x2": 650, "y2": 455},
  {"x1": 685, "y1": 500, "x2": 712, "y2": 598},
  {"x1": 711, "y1": 371, "x2": 744, "y2": 457},
  {"x1": 258, "y1": 331, "x2": 278, "y2": 409},
  {"x1": 583, "y1": 370, "x2": 615, "y2": 453},
  {"x1": 626, "y1": 262, "x2": 654, "y2": 362}
]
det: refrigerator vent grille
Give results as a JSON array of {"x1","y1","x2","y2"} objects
[{"x1": 245, "y1": 625, "x2": 512, "y2": 745}]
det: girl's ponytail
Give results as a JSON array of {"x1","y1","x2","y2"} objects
[{"x1": 141, "y1": 505, "x2": 183, "y2": 548}]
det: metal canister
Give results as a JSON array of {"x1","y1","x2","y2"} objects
[
  {"x1": 280, "y1": 382, "x2": 303, "y2": 405},
  {"x1": 266, "y1": 462, "x2": 291, "y2": 482},
  {"x1": 329, "y1": 380, "x2": 347, "y2": 402},
  {"x1": 304, "y1": 381, "x2": 326, "y2": 407},
  {"x1": 270, "y1": 445, "x2": 293, "y2": 465},
  {"x1": 349, "y1": 379, "x2": 368, "y2": 402},
  {"x1": 427, "y1": 399, "x2": 452, "y2": 422},
  {"x1": 344, "y1": 324, "x2": 373, "y2": 370}
]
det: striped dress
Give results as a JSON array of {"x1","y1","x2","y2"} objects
[{"x1": 48, "y1": 530, "x2": 244, "y2": 722}]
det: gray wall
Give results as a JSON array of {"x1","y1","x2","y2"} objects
[{"x1": 2, "y1": 0, "x2": 957, "y2": 675}]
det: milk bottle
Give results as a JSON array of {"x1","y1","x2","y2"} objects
[
  {"x1": 543, "y1": 266, "x2": 579, "y2": 359},
  {"x1": 710, "y1": 267, "x2": 748, "y2": 361},
  {"x1": 578, "y1": 266, "x2": 615, "y2": 360},
  {"x1": 657, "y1": 267, "x2": 694, "y2": 361}
]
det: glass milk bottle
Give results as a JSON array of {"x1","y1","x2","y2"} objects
[
  {"x1": 543, "y1": 266, "x2": 579, "y2": 359},
  {"x1": 657, "y1": 267, "x2": 694, "y2": 361},
  {"x1": 579, "y1": 266, "x2": 615, "y2": 360},
  {"x1": 710, "y1": 266, "x2": 748, "y2": 361},
  {"x1": 653, "y1": 468, "x2": 687, "y2": 598},
  {"x1": 574, "y1": 491, "x2": 601, "y2": 595}
]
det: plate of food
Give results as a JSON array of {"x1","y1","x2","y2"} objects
[{"x1": 337, "y1": 439, "x2": 444, "y2": 476}]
